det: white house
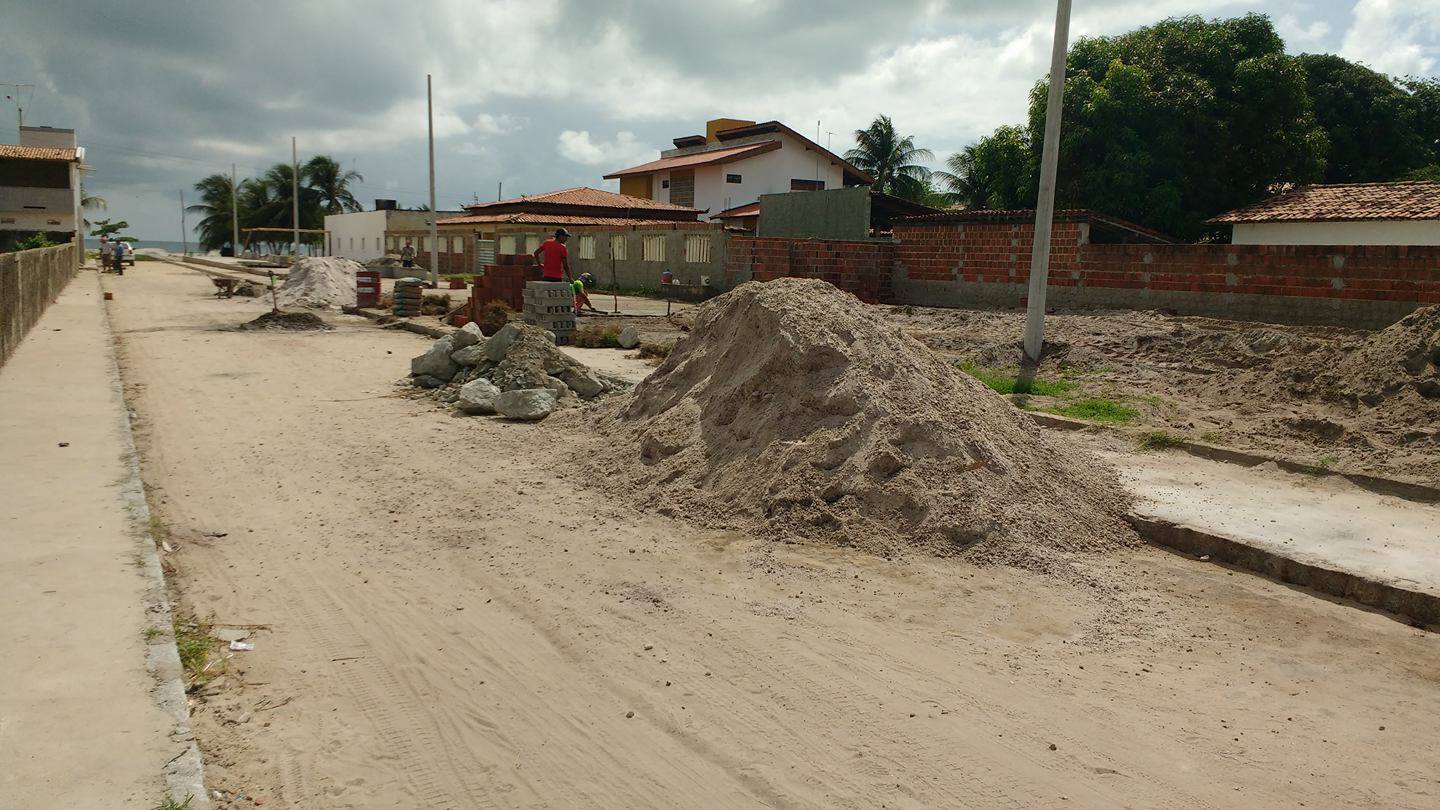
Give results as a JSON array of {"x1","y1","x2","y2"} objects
[
  {"x1": 1210, "y1": 181, "x2": 1440, "y2": 246},
  {"x1": 323, "y1": 204, "x2": 461, "y2": 261},
  {"x1": 604, "y1": 118, "x2": 872, "y2": 220},
  {"x1": 0, "y1": 126, "x2": 85, "y2": 245}
]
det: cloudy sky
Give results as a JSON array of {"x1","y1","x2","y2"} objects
[{"x1": 4, "y1": 0, "x2": 1437, "y2": 241}]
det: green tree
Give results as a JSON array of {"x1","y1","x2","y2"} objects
[
  {"x1": 934, "y1": 126, "x2": 1035, "y2": 209},
  {"x1": 1300, "y1": 54, "x2": 1430, "y2": 182},
  {"x1": 79, "y1": 183, "x2": 106, "y2": 230},
  {"x1": 844, "y1": 114, "x2": 935, "y2": 201},
  {"x1": 303, "y1": 155, "x2": 363, "y2": 215},
  {"x1": 90, "y1": 218, "x2": 129, "y2": 239},
  {"x1": 185, "y1": 173, "x2": 242, "y2": 252}
]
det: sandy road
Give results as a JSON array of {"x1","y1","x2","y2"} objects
[{"x1": 108, "y1": 262, "x2": 1440, "y2": 808}]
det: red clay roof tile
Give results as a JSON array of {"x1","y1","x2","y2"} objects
[
  {"x1": 1209, "y1": 181, "x2": 1440, "y2": 223},
  {"x1": 0, "y1": 144, "x2": 80, "y2": 161}
]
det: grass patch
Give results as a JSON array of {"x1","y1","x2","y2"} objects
[
  {"x1": 1050, "y1": 398, "x2": 1138, "y2": 424},
  {"x1": 143, "y1": 626, "x2": 164, "y2": 641},
  {"x1": 1137, "y1": 430, "x2": 1187, "y2": 451},
  {"x1": 573, "y1": 324, "x2": 622, "y2": 348},
  {"x1": 1198, "y1": 430, "x2": 1225, "y2": 445},
  {"x1": 636, "y1": 341, "x2": 672, "y2": 366},
  {"x1": 153, "y1": 796, "x2": 193, "y2": 810},
  {"x1": 956, "y1": 360, "x2": 1076, "y2": 396},
  {"x1": 173, "y1": 618, "x2": 214, "y2": 682},
  {"x1": 134, "y1": 253, "x2": 163, "y2": 262}
]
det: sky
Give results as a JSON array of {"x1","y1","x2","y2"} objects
[{"x1": 3, "y1": 0, "x2": 1437, "y2": 241}]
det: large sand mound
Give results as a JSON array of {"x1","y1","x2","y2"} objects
[
  {"x1": 585, "y1": 278, "x2": 1136, "y2": 569},
  {"x1": 276, "y1": 257, "x2": 361, "y2": 309},
  {"x1": 1324, "y1": 305, "x2": 1440, "y2": 404}
]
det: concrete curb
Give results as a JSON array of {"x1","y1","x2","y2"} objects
[
  {"x1": 96, "y1": 270, "x2": 211, "y2": 809},
  {"x1": 1127, "y1": 513, "x2": 1438, "y2": 628},
  {"x1": 1027, "y1": 410, "x2": 1440, "y2": 504}
]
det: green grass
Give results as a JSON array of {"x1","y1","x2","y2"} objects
[
  {"x1": 173, "y1": 620, "x2": 213, "y2": 681},
  {"x1": 1137, "y1": 430, "x2": 1187, "y2": 451},
  {"x1": 153, "y1": 796, "x2": 193, "y2": 810},
  {"x1": 1049, "y1": 398, "x2": 1138, "y2": 424},
  {"x1": 1198, "y1": 430, "x2": 1225, "y2": 445},
  {"x1": 956, "y1": 361, "x2": 1077, "y2": 396},
  {"x1": 573, "y1": 324, "x2": 622, "y2": 348},
  {"x1": 142, "y1": 626, "x2": 164, "y2": 641}
]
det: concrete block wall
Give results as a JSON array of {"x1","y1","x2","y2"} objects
[
  {"x1": 387, "y1": 228, "x2": 474, "y2": 277},
  {"x1": 725, "y1": 236, "x2": 896, "y2": 304},
  {"x1": 563, "y1": 223, "x2": 725, "y2": 291},
  {"x1": 0, "y1": 241, "x2": 78, "y2": 367},
  {"x1": 892, "y1": 222, "x2": 1440, "y2": 329}
]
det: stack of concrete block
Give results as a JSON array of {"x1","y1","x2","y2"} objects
[{"x1": 522, "y1": 281, "x2": 576, "y2": 344}]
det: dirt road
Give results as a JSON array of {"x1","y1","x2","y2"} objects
[{"x1": 109, "y1": 262, "x2": 1440, "y2": 808}]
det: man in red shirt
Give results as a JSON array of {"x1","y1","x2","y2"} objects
[{"x1": 534, "y1": 228, "x2": 571, "y2": 281}]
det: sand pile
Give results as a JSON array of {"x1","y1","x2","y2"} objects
[
  {"x1": 585, "y1": 278, "x2": 1136, "y2": 568},
  {"x1": 239, "y1": 310, "x2": 328, "y2": 331},
  {"x1": 1321, "y1": 305, "x2": 1440, "y2": 404},
  {"x1": 276, "y1": 257, "x2": 361, "y2": 309}
]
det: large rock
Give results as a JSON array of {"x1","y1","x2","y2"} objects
[
  {"x1": 451, "y1": 343, "x2": 488, "y2": 366},
  {"x1": 495, "y1": 388, "x2": 557, "y2": 421},
  {"x1": 412, "y1": 374, "x2": 447, "y2": 389},
  {"x1": 457, "y1": 379, "x2": 501, "y2": 414},
  {"x1": 491, "y1": 355, "x2": 552, "y2": 391},
  {"x1": 618, "y1": 325, "x2": 641, "y2": 349},
  {"x1": 452, "y1": 321, "x2": 485, "y2": 350},
  {"x1": 411, "y1": 334, "x2": 458, "y2": 380},
  {"x1": 485, "y1": 323, "x2": 523, "y2": 362},
  {"x1": 556, "y1": 367, "x2": 605, "y2": 399}
]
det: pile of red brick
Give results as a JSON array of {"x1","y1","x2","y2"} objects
[{"x1": 469, "y1": 254, "x2": 540, "y2": 315}]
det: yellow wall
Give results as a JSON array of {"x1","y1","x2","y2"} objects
[
  {"x1": 706, "y1": 118, "x2": 756, "y2": 143},
  {"x1": 619, "y1": 175, "x2": 652, "y2": 199}
]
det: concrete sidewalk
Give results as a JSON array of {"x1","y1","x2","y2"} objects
[{"x1": 0, "y1": 270, "x2": 203, "y2": 807}]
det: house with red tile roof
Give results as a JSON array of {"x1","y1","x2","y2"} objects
[
  {"x1": 1, "y1": 126, "x2": 85, "y2": 249},
  {"x1": 604, "y1": 118, "x2": 872, "y2": 220},
  {"x1": 1209, "y1": 181, "x2": 1440, "y2": 246}
]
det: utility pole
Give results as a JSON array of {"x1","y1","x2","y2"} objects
[
  {"x1": 497, "y1": 181, "x2": 502, "y2": 201},
  {"x1": 1022, "y1": 0, "x2": 1073, "y2": 363},
  {"x1": 291, "y1": 136, "x2": 300, "y2": 258},
  {"x1": 427, "y1": 73, "x2": 439, "y2": 288},
  {"x1": 180, "y1": 190, "x2": 188, "y2": 256},
  {"x1": 2, "y1": 83, "x2": 34, "y2": 140},
  {"x1": 231, "y1": 163, "x2": 240, "y2": 258}
]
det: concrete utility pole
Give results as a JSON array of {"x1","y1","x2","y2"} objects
[
  {"x1": 291, "y1": 137, "x2": 300, "y2": 257},
  {"x1": 426, "y1": 73, "x2": 439, "y2": 287},
  {"x1": 231, "y1": 163, "x2": 240, "y2": 257},
  {"x1": 1022, "y1": 0, "x2": 1073, "y2": 363},
  {"x1": 180, "y1": 190, "x2": 188, "y2": 256}
]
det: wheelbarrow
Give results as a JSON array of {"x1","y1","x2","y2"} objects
[{"x1": 211, "y1": 277, "x2": 239, "y2": 298}]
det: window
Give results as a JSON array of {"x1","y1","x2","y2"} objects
[
  {"x1": 610, "y1": 235, "x2": 627, "y2": 260},
  {"x1": 726, "y1": 173, "x2": 742, "y2": 184},
  {"x1": 422, "y1": 236, "x2": 432, "y2": 251},
  {"x1": 499, "y1": 235, "x2": 517, "y2": 254},
  {"x1": 790, "y1": 179, "x2": 825, "y2": 192},
  {"x1": 438, "y1": 236, "x2": 450, "y2": 254},
  {"x1": 661, "y1": 179, "x2": 670, "y2": 189},
  {"x1": 577, "y1": 234, "x2": 596, "y2": 259},
  {"x1": 524, "y1": 234, "x2": 540, "y2": 254},
  {"x1": 642, "y1": 234, "x2": 665, "y2": 262},
  {"x1": 451, "y1": 235, "x2": 464, "y2": 254},
  {"x1": 684, "y1": 233, "x2": 711, "y2": 263},
  {"x1": 476, "y1": 239, "x2": 496, "y2": 267}
]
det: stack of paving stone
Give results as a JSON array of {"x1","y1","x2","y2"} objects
[
  {"x1": 522, "y1": 281, "x2": 576, "y2": 344},
  {"x1": 394, "y1": 278, "x2": 425, "y2": 318}
]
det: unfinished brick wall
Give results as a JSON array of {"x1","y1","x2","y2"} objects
[
  {"x1": 725, "y1": 236, "x2": 895, "y2": 303},
  {"x1": 892, "y1": 222, "x2": 1440, "y2": 327},
  {"x1": 386, "y1": 229, "x2": 474, "y2": 277}
]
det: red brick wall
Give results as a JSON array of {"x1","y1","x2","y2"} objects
[
  {"x1": 892, "y1": 222, "x2": 1440, "y2": 307},
  {"x1": 469, "y1": 257, "x2": 540, "y2": 314},
  {"x1": 725, "y1": 237, "x2": 895, "y2": 303}
]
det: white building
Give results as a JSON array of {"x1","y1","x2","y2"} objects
[
  {"x1": 323, "y1": 204, "x2": 461, "y2": 261},
  {"x1": 0, "y1": 126, "x2": 85, "y2": 244},
  {"x1": 604, "y1": 118, "x2": 872, "y2": 220},
  {"x1": 1211, "y1": 181, "x2": 1440, "y2": 246}
]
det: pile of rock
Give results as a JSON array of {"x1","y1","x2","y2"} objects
[{"x1": 409, "y1": 321, "x2": 623, "y2": 420}]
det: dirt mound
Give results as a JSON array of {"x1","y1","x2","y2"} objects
[
  {"x1": 584, "y1": 278, "x2": 1136, "y2": 569},
  {"x1": 276, "y1": 257, "x2": 361, "y2": 309},
  {"x1": 240, "y1": 310, "x2": 329, "y2": 331},
  {"x1": 1323, "y1": 305, "x2": 1440, "y2": 404}
]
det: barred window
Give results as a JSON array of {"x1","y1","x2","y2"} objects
[
  {"x1": 498, "y1": 235, "x2": 517, "y2": 254},
  {"x1": 610, "y1": 235, "x2": 627, "y2": 260},
  {"x1": 525, "y1": 234, "x2": 540, "y2": 254},
  {"x1": 642, "y1": 234, "x2": 665, "y2": 261},
  {"x1": 684, "y1": 233, "x2": 711, "y2": 263},
  {"x1": 577, "y1": 234, "x2": 596, "y2": 259}
]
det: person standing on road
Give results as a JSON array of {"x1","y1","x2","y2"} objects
[
  {"x1": 400, "y1": 239, "x2": 416, "y2": 269},
  {"x1": 534, "y1": 228, "x2": 571, "y2": 282},
  {"x1": 112, "y1": 239, "x2": 126, "y2": 276},
  {"x1": 98, "y1": 235, "x2": 109, "y2": 271}
]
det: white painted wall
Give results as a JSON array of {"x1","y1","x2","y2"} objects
[
  {"x1": 1233, "y1": 220, "x2": 1440, "y2": 246},
  {"x1": 643, "y1": 134, "x2": 844, "y2": 219},
  {"x1": 324, "y1": 210, "x2": 389, "y2": 260}
]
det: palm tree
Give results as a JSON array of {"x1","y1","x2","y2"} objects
[
  {"x1": 79, "y1": 183, "x2": 106, "y2": 230},
  {"x1": 303, "y1": 155, "x2": 363, "y2": 215},
  {"x1": 932, "y1": 126, "x2": 1034, "y2": 210},
  {"x1": 844, "y1": 114, "x2": 934, "y2": 202},
  {"x1": 185, "y1": 173, "x2": 241, "y2": 251}
]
